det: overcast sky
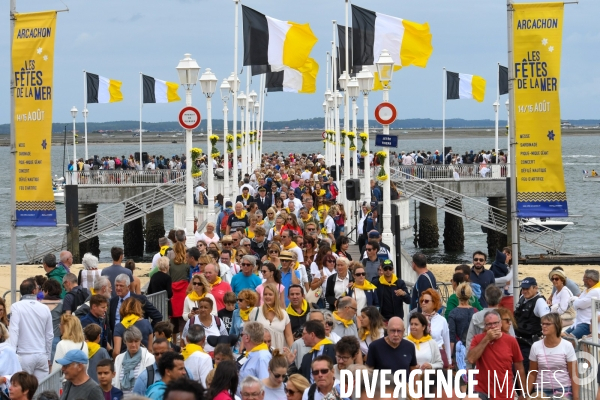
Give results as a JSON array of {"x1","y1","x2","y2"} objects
[{"x1": 1, "y1": 0, "x2": 598, "y2": 124}]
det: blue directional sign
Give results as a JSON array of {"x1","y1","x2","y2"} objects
[{"x1": 375, "y1": 134, "x2": 398, "y2": 148}]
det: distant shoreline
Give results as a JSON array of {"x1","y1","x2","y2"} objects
[{"x1": 1, "y1": 127, "x2": 598, "y2": 146}]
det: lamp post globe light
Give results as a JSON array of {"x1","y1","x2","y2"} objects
[
  {"x1": 176, "y1": 53, "x2": 201, "y2": 247},
  {"x1": 227, "y1": 73, "x2": 240, "y2": 197},
  {"x1": 70, "y1": 106, "x2": 77, "y2": 183},
  {"x1": 237, "y1": 91, "x2": 247, "y2": 179},
  {"x1": 220, "y1": 78, "x2": 231, "y2": 202},
  {"x1": 356, "y1": 66, "x2": 373, "y2": 204},
  {"x1": 200, "y1": 68, "x2": 218, "y2": 219},
  {"x1": 375, "y1": 49, "x2": 395, "y2": 252},
  {"x1": 347, "y1": 77, "x2": 360, "y2": 180}
]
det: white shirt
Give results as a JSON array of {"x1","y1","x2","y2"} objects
[
  {"x1": 529, "y1": 339, "x2": 577, "y2": 388},
  {"x1": 286, "y1": 244, "x2": 304, "y2": 263},
  {"x1": 240, "y1": 183, "x2": 255, "y2": 196},
  {"x1": 9, "y1": 295, "x2": 53, "y2": 359},
  {"x1": 284, "y1": 197, "x2": 303, "y2": 211},
  {"x1": 301, "y1": 170, "x2": 312, "y2": 180},
  {"x1": 324, "y1": 215, "x2": 336, "y2": 235},
  {"x1": 551, "y1": 286, "x2": 573, "y2": 315},
  {"x1": 311, "y1": 264, "x2": 335, "y2": 293},
  {"x1": 185, "y1": 350, "x2": 213, "y2": 387},
  {"x1": 573, "y1": 286, "x2": 600, "y2": 326},
  {"x1": 333, "y1": 274, "x2": 350, "y2": 299},
  {"x1": 181, "y1": 316, "x2": 228, "y2": 352},
  {"x1": 145, "y1": 161, "x2": 156, "y2": 170},
  {"x1": 430, "y1": 313, "x2": 451, "y2": 362},
  {"x1": 195, "y1": 186, "x2": 206, "y2": 203}
]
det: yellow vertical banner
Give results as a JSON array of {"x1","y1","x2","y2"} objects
[
  {"x1": 513, "y1": 3, "x2": 568, "y2": 217},
  {"x1": 13, "y1": 11, "x2": 57, "y2": 226}
]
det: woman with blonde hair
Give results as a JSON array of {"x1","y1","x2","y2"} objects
[
  {"x1": 0, "y1": 299, "x2": 8, "y2": 328},
  {"x1": 196, "y1": 222, "x2": 219, "y2": 246},
  {"x1": 183, "y1": 274, "x2": 217, "y2": 319},
  {"x1": 78, "y1": 252, "x2": 101, "y2": 291},
  {"x1": 52, "y1": 314, "x2": 88, "y2": 372},
  {"x1": 285, "y1": 373, "x2": 310, "y2": 400},
  {"x1": 169, "y1": 230, "x2": 191, "y2": 334},
  {"x1": 447, "y1": 282, "x2": 475, "y2": 356},
  {"x1": 263, "y1": 207, "x2": 277, "y2": 232},
  {"x1": 230, "y1": 289, "x2": 259, "y2": 339},
  {"x1": 250, "y1": 283, "x2": 294, "y2": 351},
  {"x1": 112, "y1": 297, "x2": 153, "y2": 358},
  {"x1": 262, "y1": 350, "x2": 288, "y2": 399},
  {"x1": 548, "y1": 268, "x2": 576, "y2": 326},
  {"x1": 245, "y1": 216, "x2": 259, "y2": 239}
]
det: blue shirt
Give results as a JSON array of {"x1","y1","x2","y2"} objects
[
  {"x1": 133, "y1": 363, "x2": 193, "y2": 395},
  {"x1": 239, "y1": 349, "x2": 271, "y2": 396},
  {"x1": 114, "y1": 291, "x2": 131, "y2": 325},
  {"x1": 280, "y1": 269, "x2": 301, "y2": 307},
  {"x1": 189, "y1": 264, "x2": 201, "y2": 281},
  {"x1": 470, "y1": 267, "x2": 496, "y2": 308},
  {"x1": 231, "y1": 273, "x2": 262, "y2": 295},
  {"x1": 79, "y1": 312, "x2": 107, "y2": 348}
]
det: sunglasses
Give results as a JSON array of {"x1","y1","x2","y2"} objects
[
  {"x1": 325, "y1": 321, "x2": 334, "y2": 327},
  {"x1": 222, "y1": 242, "x2": 232, "y2": 246},
  {"x1": 421, "y1": 299, "x2": 431, "y2": 304},
  {"x1": 325, "y1": 259, "x2": 335, "y2": 263},
  {"x1": 366, "y1": 248, "x2": 375, "y2": 251},
  {"x1": 192, "y1": 282, "x2": 202, "y2": 286},
  {"x1": 269, "y1": 250, "x2": 279, "y2": 254},
  {"x1": 473, "y1": 258, "x2": 485, "y2": 262},
  {"x1": 241, "y1": 263, "x2": 253, "y2": 267},
  {"x1": 551, "y1": 277, "x2": 561, "y2": 281},
  {"x1": 237, "y1": 298, "x2": 245, "y2": 302},
  {"x1": 354, "y1": 272, "x2": 366, "y2": 277},
  {"x1": 285, "y1": 388, "x2": 298, "y2": 395},
  {"x1": 312, "y1": 368, "x2": 331, "y2": 376},
  {"x1": 261, "y1": 270, "x2": 269, "y2": 274},
  {"x1": 272, "y1": 372, "x2": 286, "y2": 379}
]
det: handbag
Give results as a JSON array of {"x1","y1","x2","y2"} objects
[{"x1": 305, "y1": 287, "x2": 322, "y2": 305}]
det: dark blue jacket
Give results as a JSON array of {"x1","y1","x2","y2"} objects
[
  {"x1": 470, "y1": 267, "x2": 496, "y2": 308},
  {"x1": 347, "y1": 287, "x2": 379, "y2": 308},
  {"x1": 375, "y1": 278, "x2": 411, "y2": 320}
]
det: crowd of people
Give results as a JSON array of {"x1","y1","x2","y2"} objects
[{"x1": 5, "y1": 151, "x2": 599, "y2": 400}]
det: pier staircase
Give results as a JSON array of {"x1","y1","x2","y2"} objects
[
  {"x1": 389, "y1": 167, "x2": 565, "y2": 254},
  {"x1": 21, "y1": 176, "x2": 190, "y2": 264}
]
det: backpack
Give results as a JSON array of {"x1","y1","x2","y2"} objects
[
  {"x1": 115, "y1": 158, "x2": 121, "y2": 167},
  {"x1": 65, "y1": 287, "x2": 90, "y2": 312},
  {"x1": 329, "y1": 183, "x2": 338, "y2": 198},
  {"x1": 220, "y1": 211, "x2": 231, "y2": 233}
]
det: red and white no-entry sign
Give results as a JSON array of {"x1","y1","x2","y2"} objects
[
  {"x1": 322, "y1": 131, "x2": 327, "y2": 139},
  {"x1": 374, "y1": 102, "x2": 397, "y2": 125},
  {"x1": 179, "y1": 106, "x2": 201, "y2": 130}
]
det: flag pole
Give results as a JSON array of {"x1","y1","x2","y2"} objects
[
  {"x1": 82, "y1": 70, "x2": 87, "y2": 164},
  {"x1": 260, "y1": 75, "x2": 266, "y2": 160},
  {"x1": 326, "y1": 51, "x2": 330, "y2": 165},
  {"x1": 332, "y1": 21, "x2": 340, "y2": 183},
  {"x1": 245, "y1": 67, "x2": 250, "y2": 175},
  {"x1": 442, "y1": 67, "x2": 446, "y2": 164},
  {"x1": 232, "y1": 0, "x2": 239, "y2": 196},
  {"x1": 139, "y1": 72, "x2": 143, "y2": 165},
  {"x1": 343, "y1": 0, "x2": 350, "y2": 216},
  {"x1": 10, "y1": 0, "x2": 17, "y2": 304},
  {"x1": 495, "y1": 63, "x2": 500, "y2": 164},
  {"x1": 507, "y1": 0, "x2": 519, "y2": 309}
]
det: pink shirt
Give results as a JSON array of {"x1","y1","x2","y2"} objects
[{"x1": 213, "y1": 390, "x2": 234, "y2": 400}]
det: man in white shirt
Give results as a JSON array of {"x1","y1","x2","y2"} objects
[
  {"x1": 284, "y1": 190, "x2": 302, "y2": 211},
  {"x1": 9, "y1": 278, "x2": 54, "y2": 380},
  {"x1": 194, "y1": 183, "x2": 206, "y2": 204},
  {"x1": 145, "y1": 158, "x2": 156, "y2": 170},
  {"x1": 565, "y1": 269, "x2": 600, "y2": 339},
  {"x1": 183, "y1": 325, "x2": 212, "y2": 387}
]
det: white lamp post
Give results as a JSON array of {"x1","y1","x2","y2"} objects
[
  {"x1": 254, "y1": 101, "x2": 260, "y2": 170},
  {"x1": 70, "y1": 106, "x2": 77, "y2": 182},
  {"x1": 327, "y1": 93, "x2": 334, "y2": 166},
  {"x1": 200, "y1": 68, "x2": 218, "y2": 219},
  {"x1": 82, "y1": 108, "x2": 88, "y2": 161},
  {"x1": 357, "y1": 66, "x2": 374, "y2": 203},
  {"x1": 237, "y1": 91, "x2": 247, "y2": 180},
  {"x1": 375, "y1": 49, "x2": 395, "y2": 251},
  {"x1": 227, "y1": 73, "x2": 240, "y2": 196},
  {"x1": 505, "y1": 98, "x2": 510, "y2": 162},
  {"x1": 220, "y1": 78, "x2": 231, "y2": 203},
  {"x1": 335, "y1": 91, "x2": 343, "y2": 181},
  {"x1": 339, "y1": 71, "x2": 350, "y2": 210},
  {"x1": 493, "y1": 100, "x2": 500, "y2": 164},
  {"x1": 324, "y1": 89, "x2": 332, "y2": 165},
  {"x1": 176, "y1": 53, "x2": 201, "y2": 247},
  {"x1": 247, "y1": 90, "x2": 257, "y2": 174},
  {"x1": 322, "y1": 100, "x2": 328, "y2": 163},
  {"x1": 348, "y1": 77, "x2": 360, "y2": 180}
]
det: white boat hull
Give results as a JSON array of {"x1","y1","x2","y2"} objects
[
  {"x1": 583, "y1": 175, "x2": 600, "y2": 182},
  {"x1": 54, "y1": 190, "x2": 64, "y2": 204}
]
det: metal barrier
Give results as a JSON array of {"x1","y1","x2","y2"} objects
[
  {"x1": 66, "y1": 170, "x2": 185, "y2": 186},
  {"x1": 146, "y1": 290, "x2": 169, "y2": 322},
  {"x1": 33, "y1": 369, "x2": 62, "y2": 399},
  {"x1": 2, "y1": 290, "x2": 20, "y2": 302},
  {"x1": 371, "y1": 164, "x2": 507, "y2": 181},
  {"x1": 577, "y1": 339, "x2": 600, "y2": 400}
]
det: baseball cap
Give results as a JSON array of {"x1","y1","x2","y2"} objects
[
  {"x1": 225, "y1": 201, "x2": 233, "y2": 208},
  {"x1": 370, "y1": 201, "x2": 378, "y2": 209},
  {"x1": 55, "y1": 349, "x2": 88, "y2": 365},
  {"x1": 368, "y1": 231, "x2": 380, "y2": 238},
  {"x1": 382, "y1": 259, "x2": 394, "y2": 269},
  {"x1": 520, "y1": 277, "x2": 537, "y2": 288}
]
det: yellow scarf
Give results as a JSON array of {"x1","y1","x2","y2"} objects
[
  {"x1": 332, "y1": 311, "x2": 354, "y2": 327},
  {"x1": 406, "y1": 334, "x2": 432, "y2": 350},
  {"x1": 188, "y1": 291, "x2": 206, "y2": 302},
  {"x1": 90, "y1": 288, "x2": 96, "y2": 295},
  {"x1": 211, "y1": 277, "x2": 222, "y2": 287},
  {"x1": 248, "y1": 343, "x2": 269, "y2": 353},
  {"x1": 235, "y1": 210, "x2": 247, "y2": 219},
  {"x1": 353, "y1": 281, "x2": 377, "y2": 291},
  {"x1": 182, "y1": 343, "x2": 206, "y2": 360},
  {"x1": 286, "y1": 300, "x2": 309, "y2": 317},
  {"x1": 283, "y1": 242, "x2": 298, "y2": 251},
  {"x1": 121, "y1": 314, "x2": 140, "y2": 329},
  {"x1": 360, "y1": 330, "x2": 370, "y2": 341},
  {"x1": 309, "y1": 207, "x2": 316, "y2": 214},
  {"x1": 87, "y1": 341, "x2": 101, "y2": 359},
  {"x1": 242, "y1": 193, "x2": 250, "y2": 201},
  {"x1": 310, "y1": 337, "x2": 333, "y2": 353},
  {"x1": 159, "y1": 245, "x2": 171, "y2": 256},
  {"x1": 316, "y1": 189, "x2": 326, "y2": 197},
  {"x1": 302, "y1": 215, "x2": 312, "y2": 223},
  {"x1": 587, "y1": 281, "x2": 600, "y2": 292},
  {"x1": 245, "y1": 228, "x2": 255, "y2": 239},
  {"x1": 239, "y1": 307, "x2": 254, "y2": 322},
  {"x1": 379, "y1": 274, "x2": 398, "y2": 287}
]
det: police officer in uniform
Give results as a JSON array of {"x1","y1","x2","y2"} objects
[{"x1": 514, "y1": 277, "x2": 550, "y2": 374}]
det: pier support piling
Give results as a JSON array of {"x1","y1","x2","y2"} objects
[
  {"x1": 78, "y1": 203, "x2": 99, "y2": 259},
  {"x1": 487, "y1": 197, "x2": 508, "y2": 257},
  {"x1": 145, "y1": 209, "x2": 165, "y2": 253},
  {"x1": 418, "y1": 202, "x2": 439, "y2": 248},
  {"x1": 443, "y1": 212, "x2": 464, "y2": 251},
  {"x1": 123, "y1": 203, "x2": 145, "y2": 258}
]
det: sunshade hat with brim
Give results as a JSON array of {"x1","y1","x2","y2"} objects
[
  {"x1": 279, "y1": 251, "x2": 294, "y2": 261},
  {"x1": 548, "y1": 269, "x2": 567, "y2": 282}
]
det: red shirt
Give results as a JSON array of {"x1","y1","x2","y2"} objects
[
  {"x1": 470, "y1": 332, "x2": 523, "y2": 400},
  {"x1": 211, "y1": 280, "x2": 232, "y2": 311}
]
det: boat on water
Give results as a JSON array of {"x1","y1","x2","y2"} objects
[
  {"x1": 53, "y1": 176, "x2": 65, "y2": 204},
  {"x1": 582, "y1": 170, "x2": 600, "y2": 181},
  {"x1": 520, "y1": 218, "x2": 574, "y2": 232}
]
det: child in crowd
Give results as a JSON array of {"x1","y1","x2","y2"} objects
[
  {"x1": 96, "y1": 359, "x2": 123, "y2": 400},
  {"x1": 153, "y1": 321, "x2": 180, "y2": 353},
  {"x1": 218, "y1": 292, "x2": 237, "y2": 333},
  {"x1": 84, "y1": 324, "x2": 111, "y2": 383}
]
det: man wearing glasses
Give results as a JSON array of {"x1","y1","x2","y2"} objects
[
  {"x1": 302, "y1": 355, "x2": 347, "y2": 400},
  {"x1": 279, "y1": 251, "x2": 302, "y2": 307},
  {"x1": 513, "y1": 277, "x2": 550, "y2": 374},
  {"x1": 365, "y1": 317, "x2": 417, "y2": 385},
  {"x1": 467, "y1": 310, "x2": 526, "y2": 400},
  {"x1": 374, "y1": 259, "x2": 411, "y2": 322},
  {"x1": 287, "y1": 320, "x2": 336, "y2": 383},
  {"x1": 230, "y1": 255, "x2": 262, "y2": 295},
  {"x1": 284, "y1": 190, "x2": 303, "y2": 212},
  {"x1": 470, "y1": 251, "x2": 496, "y2": 308},
  {"x1": 239, "y1": 322, "x2": 272, "y2": 394},
  {"x1": 331, "y1": 297, "x2": 358, "y2": 339}
]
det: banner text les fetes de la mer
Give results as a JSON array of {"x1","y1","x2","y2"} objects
[{"x1": 14, "y1": 27, "x2": 52, "y2": 101}]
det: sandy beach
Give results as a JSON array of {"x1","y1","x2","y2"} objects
[{"x1": 1, "y1": 262, "x2": 597, "y2": 309}]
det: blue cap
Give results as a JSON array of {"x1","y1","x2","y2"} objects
[
  {"x1": 55, "y1": 349, "x2": 88, "y2": 365},
  {"x1": 368, "y1": 231, "x2": 380, "y2": 238},
  {"x1": 370, "y1": 201, "x2": 379, "y2": 209},
  {"x1": 520, "y1": 277, "x2": 537, "y2": 288}
]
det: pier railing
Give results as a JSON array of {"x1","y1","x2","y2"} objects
[
  {"x1": 368, "y1": 164, "x2": 507, "y2": 181},
  {"x1": 33, "y1": 369, "x2": 62, "y2": 398},
  {"x1": 65, "y1": 170, "x2": 186, "y2": 185},
  {"x1": 146, "y1": 290, "x2": 169, "y2": 322}
]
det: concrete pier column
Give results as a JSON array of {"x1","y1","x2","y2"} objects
[
  {"x1": 443, "y1": 212, "x2": 464, "y2": 251},
  {"x1": 487, "y1": 197, "x2": 508, "y2": 257},
  {"x1": 123, "y1": 203, "x2": 145, "y2": 258},
  {"x1": 78, "y1": 203, "x2": 100, "y2": 259},
  {"x1": 145, "y1": 209, "x2": 165, "y2": 253},
  {"x1": 418, "y1": 202, "x2": 439, "y2": 248}
]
